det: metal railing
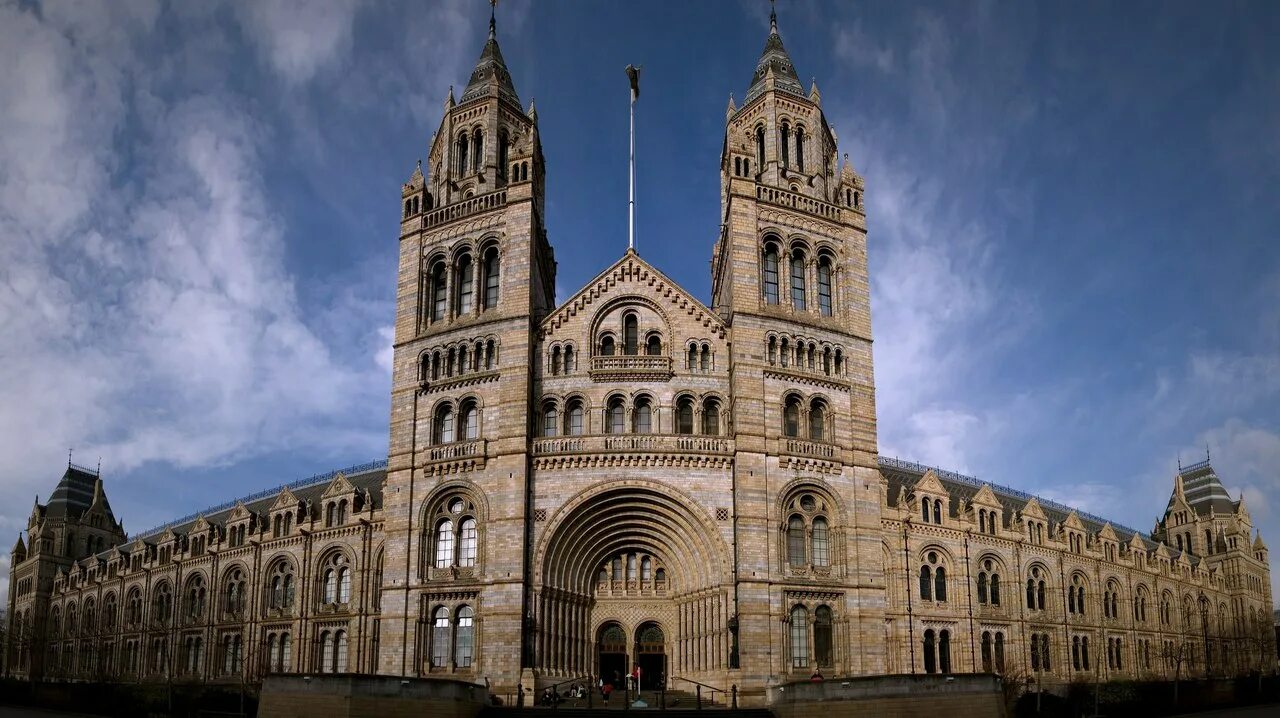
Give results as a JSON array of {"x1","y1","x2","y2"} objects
[
  {"x1": 669, "y1": 676, "x2": 737, "y2": 709},
  {"x1": 877, "y1": 456, "x2": 1147, "y2": 540},
  {"x1": 133, "y1": 459, "x2": 387, "y2": 539}
]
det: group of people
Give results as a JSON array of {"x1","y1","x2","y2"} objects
[{"x1": 514, "y1": 666, "x2": 662, "y2": 708}]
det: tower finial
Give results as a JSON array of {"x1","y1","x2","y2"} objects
[
  {"x1": 770, "y1": 0, "x2": 778, "y2": 34},
  {"x1": 489, "y1": 0, "x2": 497, "y2": 39},
  {"x1": 68, "y1": 447, "x2": 72, "y2": 468}
]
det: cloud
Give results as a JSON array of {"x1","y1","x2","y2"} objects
[{"x1": 236, "y1": 0, "x2": 367, "y2": 86}]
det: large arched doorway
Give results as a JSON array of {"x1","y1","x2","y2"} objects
[
  {"x1": 634, "y1": 621, "x2": 666, "y2": 690},
  {"x1": 597, "y1": 622, "x2": 627, "y2": 690}
]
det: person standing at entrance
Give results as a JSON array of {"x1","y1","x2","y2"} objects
[{"x1": 602, "y1": 680, "x2": 613, "y2": 705}]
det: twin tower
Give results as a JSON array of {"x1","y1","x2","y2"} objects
[{"x1": 386, "y1": 7, "x2": 880, "y2": 692}]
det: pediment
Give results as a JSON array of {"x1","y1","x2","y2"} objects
[
  {"x1": 1128, "y1": 533, "x2": 1146, "y2": 551},
  {"x1": 322, "y1": 472, "x2": 355, "y2": 499},
  {"x1": 1021, "y1": 497, "x2": 1047, "y2": 520},
  {"x1": 1153, "y1": 542, "x2": 1171, "y2": 559},
  {"x1": 1097, "y1": 523, "x2": 1118, "y2": 542},
  {"x1": 1062, "y1": 511, "x2": 1085, "y2": 530},
  {"x1": 914, "y1": 469, "x2": 948, "y2": 496},
  {"x1": 158, "y1": 528, "x2": 178, "y2": 544},
  {"x1": 191, "y1": 516, "x2": 210, "y2": 533},
  {"x1": 269, "y1": 487, "x2": 300, "y2": 512},
  {"x1": 971, "y1": 484, "x2": 1000, "y2": 508},
  {"x1": 226, "y1": 502, "x2": 250, "y2": 522},
  {"x1": 540, "y1": 250, "x2": 726, "y2": 340}
]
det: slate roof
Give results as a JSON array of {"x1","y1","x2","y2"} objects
[
  {"x1": 77, "y1": 460, "x2": 386, "y2": 565},
  {"x1": 459, "y1": 15, "x2": 520, "y2": 106},
  {"x1": 1170, "y1": 459, "x2": 1238, "y2": 517},
  {"x1": 745, "y1": 8, "x2": 806, "y2": 105},
  {"x1": 878, "y1": 457, "x2": 1198, "y2": 566},
  {"x1": 44, "y1": 466, "x2": 101, "y2": 520}
]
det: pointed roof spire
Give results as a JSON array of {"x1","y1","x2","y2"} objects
[
  {"x1": 460, "y1": 2, "x2": 521, "y2": 106},
  {"x1": 12, "y1": 533, "x2": 26, "y2": 558},
  {"x1": 445, "y1": 85, "x2": 455, "y2": 109},
  {"x1": 746, "y1": 0, "x2": 804, "y2": 103},
  {"x1": 726, "y1": 93, "x2": 737, "y2": 119}
]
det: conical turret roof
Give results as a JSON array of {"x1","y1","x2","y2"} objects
[
  {"x1": 460, "y1": 14, "x2": 521, "y2": 106},
  {"x1": 745, "y1": 6, "x2": 805, "y2": 104},
  {"x1": 1169, "y1": 460, "x2": 1235, "y2": 517}
]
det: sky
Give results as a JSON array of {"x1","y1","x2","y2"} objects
[{"x1": 1, "y1": 0, "x2": 1277, "y2": 605}]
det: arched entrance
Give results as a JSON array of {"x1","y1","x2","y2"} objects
[
  {"x1": 597, "y1": 622, "x2": 627, "y2": 690},
  {"x1": 634, "y1": 621, "x2": 666, "y2": 690}
]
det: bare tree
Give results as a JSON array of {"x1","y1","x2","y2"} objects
[{"x1": 1157, "y1": 638, "x2": 1197, "y2": 705}]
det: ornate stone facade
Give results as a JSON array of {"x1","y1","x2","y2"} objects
[{"x1": 5, "y1": 8, "x2": 1274, "y2": 700}]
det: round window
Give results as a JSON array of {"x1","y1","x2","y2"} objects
[
  {"x1": 449, "y1": 499, "x2": 464, "y2": 514},
  {"x1": 800, "y1": 495, "x2": 816, "y2": 512}
]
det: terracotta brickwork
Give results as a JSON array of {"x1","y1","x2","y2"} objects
[{"x1": 5, "y1": 8, "x2": 1273, "y2": 702}]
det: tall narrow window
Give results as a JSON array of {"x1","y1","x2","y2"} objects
[
  {"x1": 995, "y1": 632, "x2": 1005, "y2": 673},
  {"x1": 455, "y1": 253, "x2": 474, "y2": 315},
  {"x1": 459, "y1": 518, "x2": 477, "y2": 567},
  {"x1": 790, "y1": 250, "x2": 807, "y2": 309},
  {"x1": 498, "y1": 131, "x2": 510, "y2": 180},
  {"x1": 542, "y1": 404, "x2": 557, "y2": 437},
  {"x1": 634, "y1": 398, "x2": 652, "y2": 433},
  {"x1": 430, "y1": 262, "x2": 447, "y2": 322},
  {"x1": 433, "y1": 404, "x2": 455, "y2": 444},
  {"x1": 781, "y1": 122, "x2": 790, "y2": 168},
  {"x1": 756, "y1": 126, "x2": 765, "y2": 169},
  {"x1": 787, "y1": 516, "x2": 806, "y2": 567},
  {"x1": 939, "y1": 630, "x2": 952, "y2": 673},
  {"x1": 702, "y1": 398, "x2": 720, "y2": 435},
  {"x1": 607, "y1": 398, "x2": 625, "y2": 434},
  {"x1": 565, "y1": 400, "x2": 584, "y2": 436},
  {"x1": 920, "y1": 565, "x2": 933, "y2": 600},
  {"x1": 321, "y1": 631, "x2": 335, "y2": 673},
  {"x1": 677, "y1": 397, "x2": 694, "y2": 434},
  {"x1": 923, "y1": 630, "x2": 936, "y2": 673},
  {"x1": 641, "y1": 557, "x2": 653, "y2": 581},
  {"x1": 482, "y1": 248, "x2": 500, "y2": 310},
  {"x1": 935, "y1": 566, "x2": 948, "y2": 602},
  {"x1": 796, "y1": 127, "x2": 805, "y2": 172},
  {"x1": 789, "y1": 605, "x2": 809, "y2": 669},
  {"x1": 809, "y1": 401, "x2": 826, "y2": 442},
  {"x1": 471, "y1": 130, "x2": 483, "y2": 173},
  {"x1": 435, "y1": 519, "x2": 455, "y2": 568},
  {"x1": 600, "y1": 335, "x2": 615, "y2": 356},
  {"x1": 623, "y1": 314, "x2": 638, "y2": 355},
  {"x1": 562, "y1": 345, "x2": 574, "y2": 372},
  {"x1": 431, "y1": 607, "x2": 450, "y2": 668},
  {"x1": 817, "y1": 257, "x2": 833, "y2": 316},
  {"x1": 455, "y1": 606, "x2": 474, "y2": 668},
  {"x1": 981, "y1": 631, "x2": 993, "y2": 672},
  {"x1": 783, "y1": 396, "x2": 801, "y2": 437},
  {"x1": 814, "y1": 606, "x2": 832, "y2": 667},
  {"x1": 338, "y1": 566, "x2": 351, "y2": 603},
  {"x1": 811, "y1": 518, "x2": 829, "y2": 567},
  {"x1": 460, "y1": 401, "x2": 478, "y2": 441},
  {"x1": 763, "y1": 245, "x2": 780, "y2": 304},
  {"x1": 456, "y1": 133, "x2": 468, "y2": 175}
]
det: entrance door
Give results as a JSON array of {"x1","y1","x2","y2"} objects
[
  {"x1": 597, "y1": 623, "x2": 627, "y2": 690},
  {"x1": 635, "y1": 622, "x2": 666, "y2": 691}
]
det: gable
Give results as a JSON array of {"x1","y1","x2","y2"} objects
[
  {"x1": 269, "y1": 487, "x2": 300, "y2": 513},
  {"x1": 322, "y1": 472, "x2": 355, "y2": 499},
  {"x1": 914, "y1": 470, "x2": 947, "y2": 496},
  {"x1": 541, "y1": 250, "x2": 726, "y2": 341}
]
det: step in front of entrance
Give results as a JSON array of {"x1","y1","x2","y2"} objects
[{"x1": 479, "y1": 707, "x2": 774, "y2": 717}]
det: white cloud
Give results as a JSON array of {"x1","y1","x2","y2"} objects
[{"x1": 236, "y1": 0, "x2": 367, "y2": 86}]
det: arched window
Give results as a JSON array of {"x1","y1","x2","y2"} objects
[
  {"x1": 1070, "y1": 575, "x2": 1086, "y2": 615},
  {"x1": 701, "y1": 344, "x2": 711, "y2": 371},
  {"x1": 783, "y1": 395, "x2": 801, "y2": 437},
  {"x1": 471, "y1": 129, "x2": 483, "y2": 173},
  {"x1": 814, "y1": 605, "x2": 832, "y2": 667},
  {"x1": 498, "y1": 131, "x2": 510, "y2": 180},
  {"x1": 459, "y1": 400, "x2": 479, "y2": 441},
  {"x1": 923, "y1": 629, "x2": 936, "y2": 674},
  {"x1": 817, "y1": 256, "x2": 833, "y2": 316},
  {"x1": 456, "y1": 132, "x2": 468, "y2": 175},
  {"x1": 266, "y1": 561, "x2": 295, "y2": 610},
  {"x1": 676, "y1": 397, "x2": 694, "y2": 435},
  {"x1": 435, "y1": 519, "x2": 455, "y2": 569},
  {"x1": 981, "y1": 631, "x2": 993, "y2": 673},
  {"x1": 808, "y1": 399, "x2": 826, "y2": 441},
  {"x1": 455, "y1": 606, "x2": 475, "y2": 668},
  {"x1": 542, "y1": 402, "x2": 558, "y2": 437},
  {"x1": 743, "y1": 158, "x2": 750, "y2": 175},
  {"x1": 600, "y1": 335, "x2": 616, "y2": 356},
  {"x1": 433, "y1": 403, "x2": 455, "y2": 444},
  {"x1": 482, "y1": 247, "x2": 500, "y2": 310},
  {"x1": 790, "y1": 249, "x2": 807, "y2": 309},
  {"x1": 646, "y1": 334, "x2": 662, "y2": 355},
  {"x1": 184, "y1": 574, "x2": 207, "y2": 622},
  {"x1": 795, "y1": 127, "x2": 806, "y2": 172},
  {"x1": 933, "y1": 498, "x2": 942, "y2": 524},
  {"x1": 734, "y1": 157, "x2": 741, "y2": 175},
  {"x1": 789, "y1": 605, "x2": 809, "y2": 668},
  {"x1": 702, "y1": 398, "x2": 721, "y2": 435},
  {"x1": 641, "y1": 557, "x2": 653, "y2": 581},
  {"x1": 787, "y1": 516, "x2": 806, "y2": 567},
  {"x1": 756, "y1": 126, "x2": 766, "y2": 169},
  {"x1": 780, "y1": 122, "x2": 790, "y2": 167},
  {"x1": 922, "y1": 497, "x2": 931, "y2": 523},
  {"x1": 995, "y1": 632, "x2": 1005, "y2": 673},
  {"x1": 939, "y1": 630, "x2": 952, "y2": 673},
  {"x1": 606, "y1": 396, "x2": 625, "y2": 434},
  {"x1": 633, "y1": 397, "x2": 652, "y2": 433},
  {"x1": 455, "y1": 252, "x2": 474, "y2": 315},
  {"x1": 811, "y1": 517, "x2": 829, "y2": 567},
  {"x1": 688, "y1": 344, "x2": 698, "y2": 370},
  {"x1": 565, "y1": 399, "x2": 584, "y2": 436},
  {"x1": 919, "y1": 565, "x2": 932, "y2": 600},
  {"x1": 763, "y1": 244, "x2": 780, "y2": 304},
  {"x1": 429, "y1": 261, "x2": 447, "y2": 322},
  {"x1": 623, "y1": 314, "x2": 639, "y2": 355},
  {"x1": 562, "y1": 345, "x2": 574, "y2": 372}
]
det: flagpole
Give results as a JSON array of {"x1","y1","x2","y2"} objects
[
  {"x1": 626, "y1": 64, "x2": 640, "y2": 252},
  {"x1": 629, "y1": 77, "x2": 636, "y2": 252}
]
